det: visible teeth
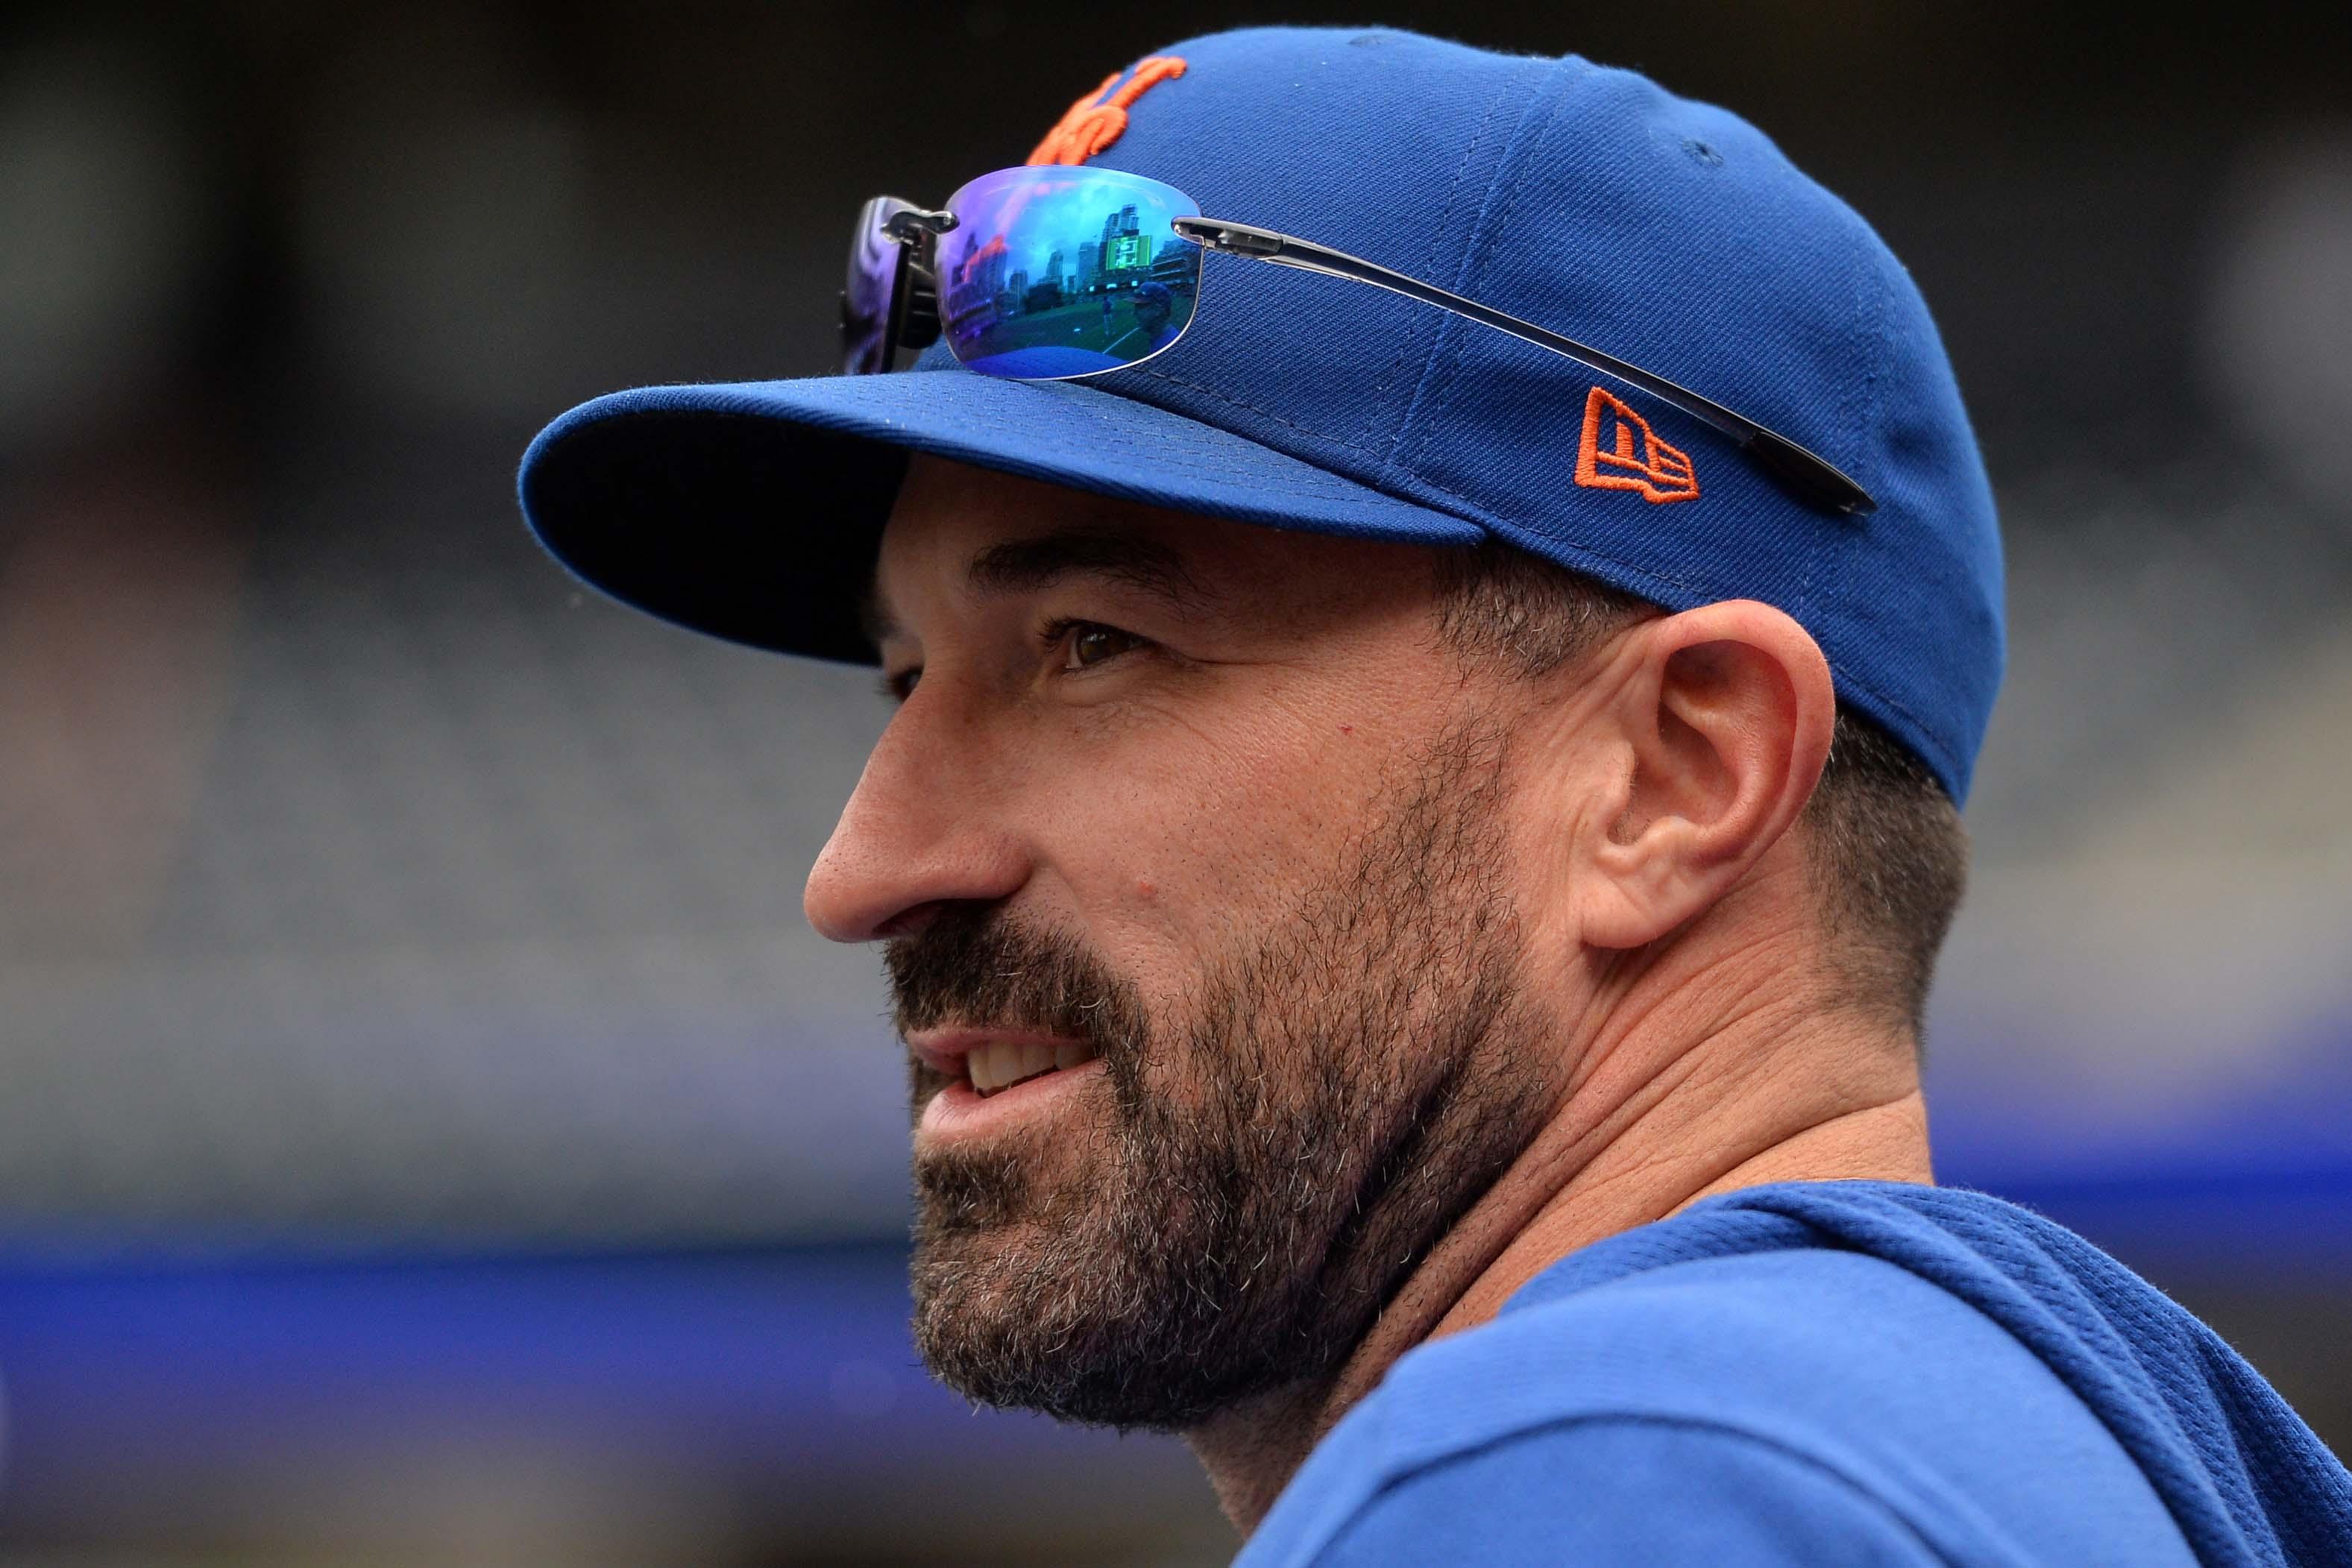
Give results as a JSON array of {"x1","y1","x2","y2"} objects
[
  {"x1": 965, "y1": 1039, "x2": 1101, "y2": 1097},
  {"x1": 968, "y1": 1044, "x2": 1003, "y2": 1093}
]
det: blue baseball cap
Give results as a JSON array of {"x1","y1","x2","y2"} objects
[{"x1": 519, "y1": 26, "x2": 2003, "y2": 801}]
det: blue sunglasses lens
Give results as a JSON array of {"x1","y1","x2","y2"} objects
[{"x1": 935, "y1": 168, "x2": 1203, "y2": 380}]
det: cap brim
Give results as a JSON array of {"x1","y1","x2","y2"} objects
[{"x1": 518, "y1": 368, "x2": 1487, "y2": 664}]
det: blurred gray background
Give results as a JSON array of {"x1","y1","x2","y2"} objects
[{"x1": 1, "y1": 1, "x2": 2347, "y2": 1562}]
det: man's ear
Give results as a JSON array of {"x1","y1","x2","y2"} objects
[{"x1": 1570, "y1": 599, "x2": 1834, "y2": 950}]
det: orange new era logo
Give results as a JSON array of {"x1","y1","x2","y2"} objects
[{"x1": 1575, "y1": 387, "x2": 1700, "y2": 503}]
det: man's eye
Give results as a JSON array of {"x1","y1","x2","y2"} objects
[
  {"x1": 1060, "y1": 623, "x2": 1143, "y2": 671},
  {"x1": 880, "y1": 667, "x2": 920, "y2": 702}
]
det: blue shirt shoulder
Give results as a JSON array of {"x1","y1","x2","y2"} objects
[{"x1": 1236, "y1": 1247, "x2": 2195, "y2": 1567}]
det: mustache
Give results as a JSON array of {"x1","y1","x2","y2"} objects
[{"x1": 886, "y1": 904, "x2": 1145, "y2": 1052}]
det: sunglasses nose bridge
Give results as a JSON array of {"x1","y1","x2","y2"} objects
[{"x1": 883, "y1": 207, "x2": 959, "y2": 244}]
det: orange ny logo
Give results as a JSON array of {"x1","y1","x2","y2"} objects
[{"x1": 1028, "y1": 57, "x2": 1188, "y2": 166}]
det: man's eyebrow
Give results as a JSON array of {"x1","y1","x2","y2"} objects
[
  {"x1": 965, "y1": 530, "x2": 1213, "y2": 611},
  {"x1": 860, "y1": 585, "x2": 902, "y2": 649}
]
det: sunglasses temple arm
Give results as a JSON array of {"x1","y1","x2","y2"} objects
[{"x1": 1175, "y1": 218, "x2": 1874, "y2": 517}]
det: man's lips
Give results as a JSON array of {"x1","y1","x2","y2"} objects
[
  {"x1": 908, "y1": 1024, "x2": 1109, "y2": 1144},
  {"x1": 906, "y1": 1025, "x2": 1104, "y2": 1098}
]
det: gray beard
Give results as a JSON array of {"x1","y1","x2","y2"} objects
[{"x1": 887, "y1": 721, "x2": 1547, "y2": 1431}]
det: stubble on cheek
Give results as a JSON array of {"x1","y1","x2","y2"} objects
[{"x1": 891, "y1": 717, "x2": 1551, "y2": 1432}]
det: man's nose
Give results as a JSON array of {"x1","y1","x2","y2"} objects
[{"x1": 802, "y1": 696, "x2": 1028, "y2": 944}]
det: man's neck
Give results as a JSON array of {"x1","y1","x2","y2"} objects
[{"x1": 1183, "y1": 936, "x2": 1934, "y2": 1532}]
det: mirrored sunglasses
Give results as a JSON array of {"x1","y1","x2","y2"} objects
[{"x1": 839, "y1": 164, "x2": 1873, "y2": 516}]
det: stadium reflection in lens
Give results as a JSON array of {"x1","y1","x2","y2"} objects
[{"x1": 936, "y1": 168, "x2": 1202, "y2": 380}]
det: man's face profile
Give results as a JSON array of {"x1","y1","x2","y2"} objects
[{"x1": 805, "y1": 456, "x2": 1565, "y2": 1429}]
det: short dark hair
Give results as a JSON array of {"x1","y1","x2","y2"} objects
[{"x1": 1430, "y1": 541, "x2": 1966, "y2": 1040}]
